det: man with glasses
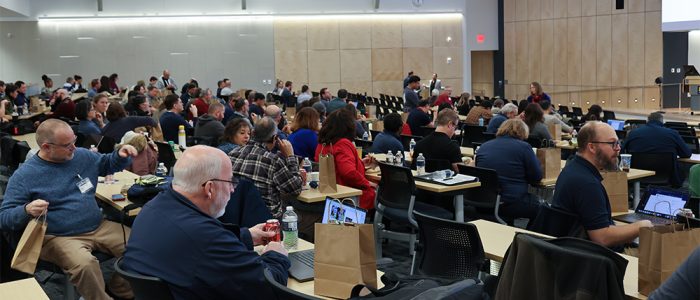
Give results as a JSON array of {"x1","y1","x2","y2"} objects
[
  {"x1": 552, "y1": 121, "x2": 652, "y2": 250},
  {"x1": 0, "y1": 119, "x2": 138, "y2": 300},
  {"x1": 122, "y1": 145, "x2": 289, "y2": 299}
]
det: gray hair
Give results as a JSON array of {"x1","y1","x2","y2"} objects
[
  {"x1": 648, "y1": 112, "x2": 663, "y2": 123},
  {"x1": 172, "y1": 146, "x2": 225, "y2": 194},
  {"x1": 252, "y1": 117, "x2": 277, "y2": 142},
  {"x1": 36, "y1": 119, "x2": 71, "y2": 145},
  {"x1": 500, "y1": 103, "x2": 518, "y2": 115}
]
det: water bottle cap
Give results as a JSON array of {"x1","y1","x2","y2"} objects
[
  {"x1": 286, "y1": 206, "x2": 293, "y2": 210},
  {"x1": 159, "y1": 162, "x2": 164, "y2": 166}
]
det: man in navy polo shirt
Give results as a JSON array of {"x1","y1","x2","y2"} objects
[{"x1": 552, "y1": 121, "x2": 652, "y2": 248}]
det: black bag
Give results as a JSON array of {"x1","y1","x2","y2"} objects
[
  {"x1": 349, "y1": 272, "x2": 488, "y2": 300},
  {"x1": 126, "y1": 176, "x2": 171, "y2": 206}
]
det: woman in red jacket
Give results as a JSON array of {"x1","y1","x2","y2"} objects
[{"x1": 315, "y1": 110, "x2": 377, "y2": 211}]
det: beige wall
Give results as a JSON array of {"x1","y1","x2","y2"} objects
[
  {"x1": 273, "y1": 16, "x2": 463, "y2": 98},
  {"x1": 504, "y1": 0, "x2": 662, "y2": 110}
]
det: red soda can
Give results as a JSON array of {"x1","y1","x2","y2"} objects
[{"x1": 262, "y1": 219, "x2": 281, "y2": 245}]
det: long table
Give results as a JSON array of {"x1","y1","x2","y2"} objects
[
  {"x1": 0, "y1": 278, "x2": 49, "y2": 300},
  {"x1": 95, "y1": 171, "x2": 141, "y2": 216},
  {"x1": 297, "y1": 185, "x2": 363, "y2": 203},
  {"x1": 470, "y1": 219, "x2": 645, "y2": 300}
]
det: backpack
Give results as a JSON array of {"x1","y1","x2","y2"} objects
[{"x1": 348, "y1": 272, "x2": 488, "y2": 300}]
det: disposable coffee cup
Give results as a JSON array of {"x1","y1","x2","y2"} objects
[{"x1": 620, "y1": 154, "x2": 632, "y2": 172}]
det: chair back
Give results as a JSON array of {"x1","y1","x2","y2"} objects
[
  {"x1": 525, "y1": 137, "x2": 542, "y2": 148},
  {"x1": 572, "y1": 107, "x2": 583, "y2": 117},
  {"x1": 664, "y1": 121, "x2": 688, "y2": 128},
  {"x1": 457, "y1": 165, "x2": 500, "y2": 210},
  {"x1": 97, "y1": 135, "x2": 116, "y2": 154},
  {"x1": 377, "y1": 162, "x2": 416, "y2": 210},
  {"x1": 400, "y1": 134, "x2": 422, "y2": 151},
  {"x1": 413, "y1": 211, "x2": 486, "y2": 279},
  {"x1": 193, "y1": 136, "x2": 218, "y2": 147},
  {"x1": 264, "y1": 268, "x2": 321, "y2": 300},
  {"x1": 12, "y1": 142, "x2": 31, "y2": 168},
  {"x1": 461, "y1": 125, "x2": 487, "y2": 147},
  {"x1": 681, "y1": 135, "x2": 700, "y2": 154},
  {"x1": 424, "y1": 158, "x2": 451, "y2": 173},
  {"x1": 615, "y1": 130, "x2": 627, "y2": 141},
  {"x1": 114, "y1": 257, "x2": 174, "y2": 300},
  {"x1": 602, "y1": 110, "x2": 616, "y2": 122},
  {"x1": 630, "y1": 152, "x2": 676, "y2": 186},
  {"x1": 673, "y1": 127, "x2": 696, "y2": 137},
  {"x1": 558, "y1": 105, "x2": 569, "y2": 113},
  {"x1": 155, "y1": 141, "x2": 177, "y2": 171},
  {"x1": 219, "y1": 177, "x2": 272, "y2": 228},
  {"x1": 527, "y1": 204, "x2": 585, "y2": 238}
]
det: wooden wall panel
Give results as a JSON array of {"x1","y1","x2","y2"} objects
[
  {"x1": 597, "y1": 90, "x2": 611, "y2": 107},
  {"x1": 372, "y1": 81, "x2": 402, "y2": 99},
  {"x1": 568, "y1": 0, "x2": 582, "y2": 17},
  {"x1": 582, "y1": 0, "x2": 596, "y2": 16},
  {"x1": 628, "y1": 13, "x2": 645, "y2": 86},
  {"x1": 441, "y1": 78, "x2": 463, "y2": 97},
  {"x1": 340, "y1": 81, "x2": 372, "y2": 95},
  {"x1": 581, "y1": 16, "x2": 597, "y2": 87},
  {"x1": 628, "y1": 88, "x2": 644, "y2": 110},
  {"x1": 339, "y1": 21, "x2": 371, "y2": 49},
  {"x1": 611, "y1": 15, "x2": 628, "y2": 87},
  {"x1": 527, "y1": 21, "x2": 542, "y2": 83},
  {"x1": 402, "y1": 48, "x2": 433, "y2": 81},
  {"x1": 569, "y1": 86, "x2": 582, "y2": 108},
  {"x1": 504, "y1": 0, "x2": 516, "y2": 22},
  {"x1": 611, "y1": 88, "x2": 628, "y2": 109},
  {"x1": 566, "y1": 18, "x2": 582, "y2": 87},
  {"x1": 528, "y1": 0, "x2": 541, "y2": 20},
  {"x1": 553, "y1": 19, "x2": 568, "y2": 87},
  {"x1": 432, "y1": 18, "x2": 462, "y2": 48},
  {"x1": 308, "y1": 50, "x2": 340, "y2": 83},
  {"x1": 275, "y1": 50, "x2": 308, "y2": 85},
  {"x1": 516, "y1": 0, "x2": 529, "y2": 22},
  {"x1": 597, "y1": 0, "x2": 612, "y2": 15},
  {"x1": 644, "y1": 12, "x2": 662, "y2": 87},
  {"x1": 472, "y1": 51, "x2": 494, "y2": 84},
  {"x1": 541, "y1": 0, "x2": 554, "y2": 19},
  {"x1": 307, "y1": 20, "x2": 339, "y2": 50},
  {"x1": 340, "y1": 49, "x2": 371, "y2": 83},
  {"x1": 515, "y1": 23, "x2": 529, "y2": 85},
  {"x1": 581, "y1": 90, "x2": 597, "y2": 107},
  {"x1": 309, "y1": 83, "x2": 341, "y2": 98},
  {"x1": 553, "y1": 0, "x2": 567, "y2": 18},
  {"x1": 643, "y1": 86, "x2": 660, "y2": 109},
  {"x1": 274, "y1": 20, "x2": 307, "y2": 50},
  {"x1": 504, "y1": 23, "x2": 516, "y2": 86},
  {"x1": 371, "y1": 48, "x2": 403, "y2": 81},
  {"x1": 371, "y1": 20, "x2": 402, "y2": 49},
  {"x1": 402, "y1": 18, "x2": 433, "y2": 48},
  {"x1": 646, "y1": 0, "x2": 661, "y2": 11},
  {"x1": 540, "y1": 20, "x2": 554, "y2": 85},
  {"x1": 596, "y1": 15, "x2": 612, "y2": 87},
  {"x1": 433, "y1": 47, "x2": 463, "y2": 79}
]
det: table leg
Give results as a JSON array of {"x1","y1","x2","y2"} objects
[
  {"x1": 633, "y1": 181, "x2": 641, "y2": 208},
  {"x1": 454, "y1": 194, "x2": 464, "y2": 222}
]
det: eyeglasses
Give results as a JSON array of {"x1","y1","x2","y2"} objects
[
  {"x1": 590, "y1": 140, "x2": 621, "y2": 149},
  {"x1": 201, "y1": 178, "x2": 238, "y2": 189},
  {"x1": 46, "y1": 136, "x2": 77, "y2": 150}
]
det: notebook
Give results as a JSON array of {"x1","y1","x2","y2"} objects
[{"x1": 613, "y1": 186, "x2": 689, "y2": 225}]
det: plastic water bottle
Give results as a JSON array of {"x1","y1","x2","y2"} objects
[
  {"x1": 416, "y1": 153, "x2": 426, "y2": 175},
  {"x1": 155, "y1": 163, "x2": 168, "y2": 177},
  {"x1": 386, "y1": 150, "x2": 393, "y2": 164},
  {"x1": 395, "y1": 151, "x2": 403, "y2": 166},
  {"x1": 89, "y1": 144, "x2": 98, "y2": 153},
  {"x1": 282, "y1": 206, "x2": 298, "y2": 250},
  {"x1": 409, "y1": 138, "x2": 416, "y2": 153},
  {"x1": 178, "y1": 125, "x2": 187, "y2": 148},
  {"x1": 478, "y1": 117, "x2": 484, "y2": 127},
  {"x1": 302, "y1": 157, "x2": 312, "y2": 173},
  {"x1": 22, "y1": 104, "x2": 28, "y2": 115},
  {"x1": 362, "y1": 131, "x2": 369, "y2": 141}
]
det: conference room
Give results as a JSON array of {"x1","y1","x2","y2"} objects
[{"x1": 1, "y1": 0, "x2": 700, "y2": 299}]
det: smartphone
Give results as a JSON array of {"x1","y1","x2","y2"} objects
[{"x1": 111, "y1": 194, "x2": 126, "y2": 201}]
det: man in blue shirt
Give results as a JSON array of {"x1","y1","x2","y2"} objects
[
  {"x1": 622, "y1": 112, "x2": 692, "y2": 187},
  {"x1": 553, "y1": 121, "x2": 652, "y2": 248},
  {"x1": 0, "y1": 119, "x2": 138, "y2": 300},
  {"x1": 486, "y1": 103, "x2": 518, "y2": 133},
  {"x1": 160, "y1": 94, "x2": 197, "y2": 143},
  {"x1": 326, "y1": 89, "x2": 349, "y2": 114},
  {"x1": 407, "y1": 100, "x2": 433, "y2": 135},
  {"x1": 122, "y1": 145, "x2": 289, "y2": 300},
  {"x1": 369, "y1": 112, "x2": 404, "y2": 154},
  {"x1": 403, "y1": 75, "x2": 421, "y2": 112}
]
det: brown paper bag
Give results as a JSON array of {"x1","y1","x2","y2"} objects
[
  {"x1": 547, "y1": 123, "x2": 562, "y2": 141},
  {"x1": 601, "y1": 171, "x2": 629, "y2": 213},
  {"x1": 314, "y1": 216, "x2": 377, "y2": 298},
  {"x1": 536, "y1": 147, "x2": 561, "y2": 179},
  {"x1": 318, "y1": 144, "x2": 338, "y2": 193},
  {"x1": 11, "y1": 212, "x2": 47, "y2": 274},
  {"x1": 638, "y1": 224, "x2": 700, "y2": 295}
]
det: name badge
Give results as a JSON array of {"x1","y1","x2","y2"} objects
[{"x1": 77, "y1": 177, "x2": 94, "y2": 194}]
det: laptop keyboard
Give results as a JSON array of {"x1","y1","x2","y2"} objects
[
  {"x1": 291, "y1": 250, "x2": 314, "y2": 268},
  {"x1": 626, "y1": 213, "x2": 672, "y2": 224}
]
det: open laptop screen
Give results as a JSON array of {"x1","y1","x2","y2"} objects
[
  {"x1": 638, "y1": 187, "x2": 689, "y2": 218},
  {"x1": 607, "y1": 119, "x2": 625, "y2": 131},
  {"x1": 321, "y1": 197, "x2": 367, "y2": 224}
]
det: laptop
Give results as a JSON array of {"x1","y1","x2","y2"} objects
[
  {"x1": 287, "y1": 197, "x2": 367, "y2": 282},
  {"x1": 613, "y1": 186, "x2": 690, "y2": 225},
  {"x1": 607, "y1": 119, "x2": 625, "y2": 131}
]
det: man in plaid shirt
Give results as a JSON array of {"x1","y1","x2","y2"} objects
[{"x1": 229, "y1": 117, "x2": 303, "y2": 218}]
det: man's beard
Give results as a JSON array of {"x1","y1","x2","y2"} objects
[{"x1": 595, "y1": 151, "x2": 619, "y2": 171}]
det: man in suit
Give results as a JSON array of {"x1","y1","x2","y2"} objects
[{"x1": 427, "y1": 73, "x2": 442, "y2": 94}]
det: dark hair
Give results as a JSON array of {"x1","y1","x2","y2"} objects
[
  {"x1": 481, "y1": 100, "x2": 493, "y2": 108},
  {"x1": 106, "y1": 102, "x2": 127, "y2": 122},
  {"x1": 90, "y1": 78, "x2": 99, "y2": 88},
  {"x1": 291, "y1": 107, "x2": 320, "y2": 132},
  {"x1": 74, "y1": 75, "x2": 82, "y2": 80},
  {"x1": 539, "y1": 100, "x2": 551, "y2": 111},
  {"x1": 523, "y1": 103, "x2": 544, "y2": 129},
  {"x1": 130, "y1": 95, "x2": 147, "y2": 107},
  {"x1": 383, "y1": 113, "x2": 403, "y2": 133},
  {"x1": 285, "y1": 81, "x2": 292, "y2": 87},
  {"x1": 407, "y1": 75, "x2": 421, "y2": 84},
  {"x1": 584, "y1": 104, "x2": 603, "y2": 121},
  {"x1": 109, "y1": 73, "x2": 118, "y2": 80},
  {"x1": 99, "y1": 76, "x2": 111, "y2": 93},
  {"x1": 4, "y1": 84, "x2": 17, "y2": 98},
  {"x1": 41, "y1": 75, "x2": 51, "y2": 85},
  {"x1": 301, "y1": 85, "x2": 309, "y2": 93},
  {"x1": 217, "y1": 80, "x2": 223, "y2": 87},
  {"x1": 75, "y1": 100, "x2": 92, "y2": 121},
  {"x1": 318, "y1": 110, "x2": 357, "y2": 144},
  {"x1": 254, "y1": 92, "x2": 265, "y2": 101},
  {"x1": 337, "y1": 89, "x2": 348, "y2": 99},
  {"x1": 149, "y1": 76, "x2": 158, "y2": 82},
  {"x1": 14, "y1": 81, "x2": 24, "y2": 88},
  {"x1": 163, "y1": 94, "x2": 180, "y2": 110},
  {"x1": 417, "y1": 100, "x2": 429, "y2": 107},
  {"x1": 221, "y1": 118, "x2": 251, "y2": 144},
  {"x1": 438, "y1": 102, "x2": 452, "y2": 113},
  {"x1": 234, "y1": 98, "x2": 247, "y2": 111},
  {"x1": 517, "y1": 99, "x2": 529, "y2": 115},
  {"x1": 320, "y1": 88, "x2": 328, "y2": 96},
  {"x1": 0, "y1": 80, "x2": 4, "y2": 87}
]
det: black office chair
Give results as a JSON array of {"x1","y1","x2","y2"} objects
[
  {"x1": 97, "y1": 135, "x2": 116, "y2": 154},
  {"x1": 572, "y1": 107, "x2": 583, "y2": 117},
  {"x1": 354, "y1": 139, "x2": 373, "y2": 157},
  {"x1": 615, "y1": 130, "x2": 627, "y2": 141},
  {"x1": 461, "y1": 125, "x2": 487, "y2": 147},
  {"x1": 193, "y1": 136, "x2": 218, "y2": 147},
  {"x1": 424, "y1": 158, "x2": 452, "y2": 173},
  {"x1": 114, "y1": 257, "x2": 174, "y2": 300},
  {"x1": 155, "y1": 141, "x2": 177, "y2": 172},
  {"x1": 558, "y1": 105, "x2": 569, "y2": 114},
  {"x1": 527, "y1": 204, "x2": 585, "y2": 238},
  {"x1": 664, "y1": 121, "x2": 688, "y2": 128},
  {"x1": 602, "y1": 110, "x2": 616, "y2": 122},
  {"x1": 673, "y1": 127, "x2": 696, "y2": 137},
  {"x1": 412, "y1": 211, "x2": 487, "y2": 279},
  {"x1": 263, "y1": 268, "x2": 321, "y2": 300},
  {"x1": 483, "y1": 132, "x2": 496, "y2": 142},
  {"x1": 625, "y1": 119, "x2": 646, "y2": 126},
  {"x1": 682, "y1": 135, "x2": 700, "y2": 154},
  {"x1": 458, "y1": 165, "x2": 508, "y2": 225},
  {"x1": 630, "y1": 152, "x2": 676, "y2": 187},
  {"x1": 525, "y1": 137, "x2": 543, "y2": 148}
]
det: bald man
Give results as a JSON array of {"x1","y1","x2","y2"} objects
[
  {"x1": 122, "y1": 146, "x2": 289, "y2": 300},
  {"x1": 0, "y1": 119, "x2": 138, "y2": 300},
  {"x1": 552, "y1": 121, "x2": 652, "y2": 250},
  {"x1": 156, "y1": 69, "x2": 177, "y2": 92}
]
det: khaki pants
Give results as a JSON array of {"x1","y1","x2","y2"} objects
[{"x1": 40, "y1": 220, "x2": 133, "y2": 300}]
